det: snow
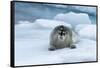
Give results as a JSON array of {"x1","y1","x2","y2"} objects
[
  {"x1": 16, "y1": 19, "x2": 72, "y2": 30},
  {"x1": 15, "y1": 14, "x2": 96, "y2": 66},
  {"x1": 75, "y1": 24, "x2": 90, "y2": 31},
  {"x1": 54, "y1": 12, "x2": 91, "y2": 27},
  {"x1": 77, "y1": 24, "x2": 96, "y2": 40},
  {"x1": 34, "y1": 19, "x2": 72, "y2": 29}
]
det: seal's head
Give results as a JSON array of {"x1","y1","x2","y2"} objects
[{"x1": 55, "y1": 25, "x2": 71, "y2": 40}]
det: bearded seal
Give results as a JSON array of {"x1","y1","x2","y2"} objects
[{"x1": 49, "y1": 25, "x2": 76, "y2": 51}]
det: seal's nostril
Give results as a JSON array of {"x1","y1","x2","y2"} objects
[{"x1": 63, "y1": 33, "x2": 65, "y2": 35}]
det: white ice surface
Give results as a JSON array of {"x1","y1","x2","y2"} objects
[
  {"x1": 15, "y1": 23, "x2": 96, "y2": 66},
  {"x1": 75, "y1": 24, "x2": 91, "y2": 31},
  {"x1": 15, "y1": 18, "x2": 96, "y2": 66},
  {"x1": 54, "y1": 12, "x2": 91, "y2": 27},
  {"x1": 77, "y1": 24, "x2": 96, "y2": 40}
]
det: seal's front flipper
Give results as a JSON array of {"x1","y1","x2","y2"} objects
[
  {"x1": 49, "y1": 47, "x2": 56, "y2": 51},
  {"x1": 48, "y1": 46, "x2": 56, "y2": 51},
  {"x1": 70, "y1": 45, "x2": 76, "y2": 49}
]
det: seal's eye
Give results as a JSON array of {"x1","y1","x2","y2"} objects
[
  {"x1": 58, "y1": 31, "x2": 62, "y2": 35},
  {"x1": 63, "y1": 31, "x2": 67, "y2": 35}
]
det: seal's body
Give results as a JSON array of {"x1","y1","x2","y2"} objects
[{"x1": 49, "y1": 25, "x2": 76, "y2": 51}]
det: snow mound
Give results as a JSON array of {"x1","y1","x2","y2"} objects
[
  {"x1": 72, "y1": 31, "x2": 80, "y2": 43},
  {"x1": 16, "y1": 19, "x2": 72, "y2": 30},
  {"x1": 34, "y1": 19, "x2": 72, "y2": 29},
  {"x1": 16, "y1": 21, "x2": 37, "y2": 30},
  {"x1": 75, "y1": 24, "x2": 92, "y2": 31},
  {"x1": 78, "y1": 24, "x2": 96, "y2": 40},
  {"x1": 15, "y1": 19, "x2": 96, "y2": 66},
  {"x1": 54, "y1": 12, "x2": 91, "y2": 27}
]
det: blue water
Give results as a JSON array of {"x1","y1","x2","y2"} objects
[{"x1": 15, "y1": 2, "x2": 96, "y2": 24}]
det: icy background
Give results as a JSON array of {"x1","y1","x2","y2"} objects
[{"x1": 15, "y1": 2, "x2": 97, "y2": 66}]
